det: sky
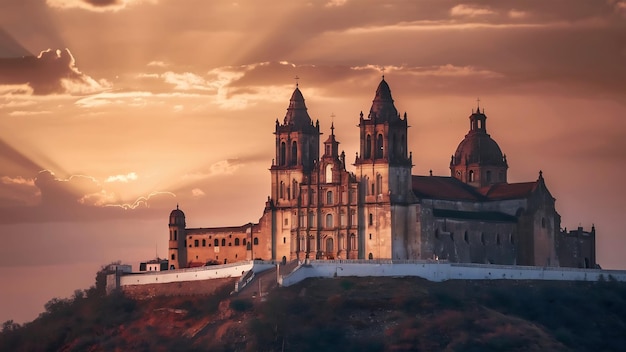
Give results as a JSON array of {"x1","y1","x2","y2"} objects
[{"x1": 1, "y1": 0, "x2": 625, "y2": 324}]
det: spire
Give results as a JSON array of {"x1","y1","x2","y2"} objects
[
  {"x1": 368, "y1": 77, "x2": 398, "y2": 121},
  {"x1": 283, "y1": 86, "x2": 312, "y2": 127}
]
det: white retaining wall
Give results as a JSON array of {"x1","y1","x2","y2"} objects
[
  {"x1": 119, "y1": 260, "x2": 275, "y2": 287},
  {"x1": 279, "y1": 260, "x2": 626, "y2": 287}
]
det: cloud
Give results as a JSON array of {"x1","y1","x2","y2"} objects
[
  {"x1": 105, "y1": 172, "x2": 138, "y2": 183},
  {"x1": 450, "y1": 4, "x2": 495, "y2": 17},
  {"x1": 508, "y1": 9, "x2": 528, "y2": 19},
  {"x1": 325, "y1": 0, "x2": 348, "y2": 7},
  {"x1": 182, "y1": 159, "x2": 244, "y2": 180},
  {"x1": 147, "y1": 60, "x2": 167, "y2": 67},
  {"x1": 162, "y1": 71, "x2": 215, "y2": 91},
  {"x1": 1, "y1": 176, "x2": 35, "y2": 186},
  {"x1": 0, "y1": 49, "x2": 111, "y2": 96},
  {"x1": 8, "y1": 110, "x2": 53, "y2": 116},
  {"x1": 191, "y1": 188, "x2": 205, "y2": 197},
  {"x1": 46, "y1": 0, "x2": 157, "y2": 12}
]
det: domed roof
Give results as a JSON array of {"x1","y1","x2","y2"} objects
[
  {"x1": 451, "y1": 109, "x2": 507, "y2": 167},
  {"x1": 283, "y1": 87, "x2": 312, "y2": 128},
  {"x1": 170, "y1": 205, "x2": 185, "y2": 218},
  {"x1": 368, "y1": 77, "x2": 399, "y2": 121},
  {"x1": 452, "y1": 133, "x2": 506, "y2": 166}
]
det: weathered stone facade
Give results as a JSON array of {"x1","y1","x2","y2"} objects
[{"x1": 167, "y1": 78, "x2": 595, "y2": 269}]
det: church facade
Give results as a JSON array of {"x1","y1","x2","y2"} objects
[{"x1": 167, "y1": 78, "x2": 596, "y2": 270}]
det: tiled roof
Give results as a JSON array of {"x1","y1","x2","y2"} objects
[
  {"x1": 412, "y1": 175, "x2": 540, "y2": 202},
  {"x1": 412, "y1": 176, "x2": 485, "y2": 201},
  {"x1": 186, "y1": 223, "x2": 256, "y2": 234},
  {"x1": 478, "y1": 182, "x2": 538, "y2": 200}
]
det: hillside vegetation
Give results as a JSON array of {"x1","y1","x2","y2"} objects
[{"x1": 1, "y1": 272, "x2": 625, "y2": 351}]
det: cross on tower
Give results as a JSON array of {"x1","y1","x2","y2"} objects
[
  {"x1": 381, "y1": 66, "x2": 386, "y2": 79},
  {"x1": 294, "y1": 75, "x2": 300, "y2": 87},
  {"x1": 330, "y1": 113, "x2": 336, "y2": 135}
]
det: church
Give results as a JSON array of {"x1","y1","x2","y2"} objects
[{"x1": 167, "y1": 78, "x2": 596, "y2": 270}]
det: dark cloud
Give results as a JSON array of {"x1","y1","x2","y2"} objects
[
  {"x1": 0, "y1": 169, "x2": 176, "y2": 224},
  {"x1": 0, "y1": 48, "x2": 109, "y2": 95},
  {"x1": 0, "y1": 27, "x2": 32, "y2": 57}
]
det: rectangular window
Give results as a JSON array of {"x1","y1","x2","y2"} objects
[
  {"x1": 194, "y1": 239, "x2": 199, "y2": 247},
  {"x1": 300, "y1": 214, "x2": 306, "y2": 227},
  {"x1": 340, "y1": 213, "x2": 346, "y2": 227}
]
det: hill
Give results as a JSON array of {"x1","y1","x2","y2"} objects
[{"x1": 1, "y1": 274, "x2": 625, "y2": 351}]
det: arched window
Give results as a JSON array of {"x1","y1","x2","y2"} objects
[
  {"x1": 464, "y1": 231, "x2": 469, "y2": 243},
  {"x1": 326, "y1": 190, "x2": 333, "y2": 204},
  {"x1": 369, "y1": 213, "x2": 373, "y2": 226},
  {"x1": 369, "y1": 253, "x2": 374, "y2": 260},
  {"x1": 350, "y1": 210, "x2": 356, "y2": 226},
  {"x1": 173, "y1": 230, "x2": 177, "y2": 241},
  {"x1": 171, "y1": 253, "x2": 176, "y2": 260},
  {"x1": 349, "y1": 234, "x2": 356, "y2": 250},
  {"x1": 253, "y1": 237, "x2": 259, "y2": 245},
  {"x1": 279, "y1": 181, "x2": 284, "y2": 199},
  {"x1": 280, "y1": 141, "x2": 286, "y2": 166},
  {"x1": 291, "y1": 141, "x2": 297, "y2": 165},
  {"x1": 469, "y1": 170, "x2": 475, "y2": 182},
  {"x1": 326, "y1": 238, "x2": 334, "y2": 252},
  {"x1": 376, "y1": 134, "x2": 384, "y2": 158},
  {"x1": 338, "y1": 234, "x2": 344, "y2": 250},
  {"x1": 194, "y1": 239, "x2": 199, "y2": 247},
  {"x1": 325, "y1": 164, "x2": 333, "y2": 183},
  {"x1": 326, "y1": 213, "x2": 333, "y2": 228},
  {"x1": 376, "y1": 174, "x2": 383, "y2": 195},
  {"x1": 308, "y1": 212, "x2": 315, "y2": 228},
  {"x1": 235, "y1": 238, "x2": 240, "y2": 246},
  {"x1": 243, "y1": 238, "x2": 247, "y2": 246},
  {"x1": 283, "y1": 237, "x2": 286, "y2": 244},
  {"x1": 214, "y1": 239, "x2": 219, "y2": 246},
  {"x1": 308, "y1": 236, "x2": 315, "y2": 252},
  {"x1": 293, "y1": 180, "x2": 298, "y2": 199},
  {"x1": 202, "y1": 239, "x2": 206, "y2": 246},
  {"x1": 365, "y1": 135, "x2": 372, "y2": 159},
  {"x1": 221, "y1": 238, "x2": 226, "y2": 246}
]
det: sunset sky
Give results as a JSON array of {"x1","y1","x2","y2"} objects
[{"x1": 1, "y1": 0, "x2": 625, "y2": 323}]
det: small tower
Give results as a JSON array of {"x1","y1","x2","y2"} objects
[
  {"x1": 167, "y1": 205, "x2": 187, "y2": 269},
  {"x1": 450, "y1": 103, "x2": 508, "y2": 187}
]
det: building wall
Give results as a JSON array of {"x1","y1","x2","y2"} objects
[
  {"x1": 557, "y1": 227, "x2": 596, "y2": 268},
  {"x1": 185, "y1": 227, "x2": 250, "y2": 265}
]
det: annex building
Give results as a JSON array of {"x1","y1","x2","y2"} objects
[{"x1": 167, "y1": 78, "x2": 596, "y2": 270}]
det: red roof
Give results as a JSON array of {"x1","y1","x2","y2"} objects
[
  {"x1": 412, "y1": 176, "x2": 484, "y2": 201},
  {"x1": 412, "y1": 175, "x2": 540, "y2": 202},
  {"x1": 478, "y1": 182, "x2": 538, "y2": 200}
]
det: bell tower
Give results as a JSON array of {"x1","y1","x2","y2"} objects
[
  {"x1": 270, "y1": 84, "x2": 320, "y2": 205},
  {"x1": 355, "y1": 77, "x2": 413, "y2": 203},
  {"x1": 167, "y1": 205, "x2": 186, "y2": 269},
  {"x1": 354, "y1": 77, "x2": 414, "y2": 260}
]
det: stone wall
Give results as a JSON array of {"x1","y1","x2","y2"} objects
[
  {"x1": 279, "y1": 260, "x2": 626, "y2": 286},
  {"x1": 122, "y1": 277, "x2": 237, "y2": 299}
]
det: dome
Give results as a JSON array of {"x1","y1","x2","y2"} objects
[
  {"x1": 452, "y1": 132, "x2": 506, "y2": 166},
  {"x1": 169, "y1": 205, "x2": 185, "y2": 226},
  {"x1": 170, "y1": 208, "x2": 185, "y2": 218}
]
